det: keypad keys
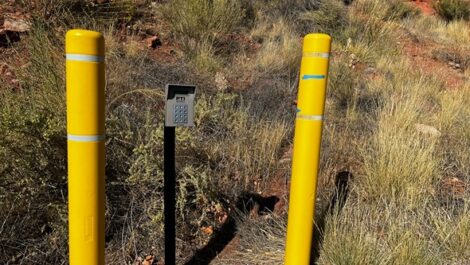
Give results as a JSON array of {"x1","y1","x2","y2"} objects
[{"x1": 174, "y1": 105, "x2": 189, "y2": 124}]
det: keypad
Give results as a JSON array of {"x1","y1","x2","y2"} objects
[{"x1": 174, "y1": 105, "x2": 188, "y2": 124}]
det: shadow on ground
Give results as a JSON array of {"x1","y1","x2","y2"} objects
[
  {"x1": 311, "y1": 171, "x2": 353, "y2": 264},
  {"x1": 184, "y1": 171, "x2": 352, "y2": 265},
  {"x1": 184, "y1": 193, "x2": 279, "y2": 265}
]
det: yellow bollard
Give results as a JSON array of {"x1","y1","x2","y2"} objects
[
  {"x1": 66, "y1": 29, "x2": 106, "y2": 265},
  {"x1": 284, "y1": 33, "x2": 331, "y2": 265}
]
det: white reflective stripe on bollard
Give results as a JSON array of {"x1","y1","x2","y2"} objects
[
  {"x1": 302, "y1": 52, "x2": 330, "y2": 59},
  {"x1": 66, "y1": 54, "x2": 105, "y2": 63},
  {"x1": 296, "y1": 114, "x2": 324, "y2": 121},
  {"x1": 67, "y1": 134, "x2": 105, "y2": 142}
]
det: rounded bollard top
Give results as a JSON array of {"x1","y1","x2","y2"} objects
[
  {"x1": 66, "y1": 29, "x2": 105, "y2": 56},
  {"x1": 303, "y1": 33, "x2": 331, "y2": 53}
]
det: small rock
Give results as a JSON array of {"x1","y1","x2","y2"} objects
[
  {"x1": 4, "y1": 18, "x2": 30, "y2": 32},
  {"x1": 415, "y1": 123, "x2": 441, "y2": 137},
  {"x1": 215, "y1": 72, "x2": 228, "y2": 91}
]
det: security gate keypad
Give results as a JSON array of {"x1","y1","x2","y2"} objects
[{"x1": 165, "y1": 84, "x2": 196, "y2": 127}]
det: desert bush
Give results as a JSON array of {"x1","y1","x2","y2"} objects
[
  {"x1": 434, "y1": 0, "x2": 470, "y2": 21},
  {"x1": 298, "y1": 0, "x2": 348, "y2": 37},
  {"x1": 161, "y1": 0, "x2": 245, "y2": 72},
  {"x1": 162, "y1": 0, "x2": 244, "y2": 47},
  {"x1": 354, "y1": 0, "x2": 420, "y2": 21},
  {"x1": 0, "y1": 22, "x2": 67, "y2": 264},
  {"x1": 386, "y1": 0, "x2": 421, "y2": 20},
  {"x1": 341, "y1": 5, "x2": 399, "y2": 64}
]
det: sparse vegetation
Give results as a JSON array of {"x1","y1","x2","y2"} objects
[
  {"x1": 0, "y1": 0, "x2": 469, "y2": 264},
  {"x1": 433, "y1": 0, "x2": 470, "y2": 21}
]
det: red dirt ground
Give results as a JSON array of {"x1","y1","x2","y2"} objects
[
  {"x1": 410, "y1": 0, "x2": 435, "y2": 15},
  {"x1": 400, "y1": 33, "x2": 467, "y2": 89},
  {"x1": 403, "y1": 1, "x2": 468, "y2": 89}
]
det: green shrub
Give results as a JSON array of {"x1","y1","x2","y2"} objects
[
  {"x1": 0, "y1": 22, "x2": 67, "y2": 264},
  {"x1": 434, "y1": 0, "x2": 470, "y2": 21}
]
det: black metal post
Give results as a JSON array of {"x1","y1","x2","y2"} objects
[{"x1": 164, "y1": 126, "x2": 176, "y2": 265}]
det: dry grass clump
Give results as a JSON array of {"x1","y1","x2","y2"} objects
[
  {"x1": 212, "y1": 215, "x2": 286, "y2": 265},
  {"x1": 433, "y1": 0, "x2": 470, "y2": 21},
  {"x1": 297, "y1": 0, "x2": 348, "y2": 37},
  {"x1": 354, "y1": 0, "x2": 420, "y2": 21},
  {"x1": 163, "y1": 0, "x2": 244, "y2": 43},
  {"x1": 318, "y1": 203, "x2": 448, "y2": 265},
  {"x1": 249, "y1": 19, "x2": 301, "y2": 74},
  {"x1": 357, "y1": 65, "x2": 442, "y2": 207},
  {"x1": 161, "y1": 0, "x2": 244, "y2": 72},
  {"x1": 339, "y1": 6, "x2": 399, "y2": 64},
  {"x1": 360, "y1": 113, "x2": 439, "y2": 207}
]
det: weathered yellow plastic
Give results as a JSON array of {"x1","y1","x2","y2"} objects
[
  {"x1": 66, "y1": 29, "x2": 105, "y2": 265},
  {"x1": 284, "y1": 33, "x2": 332, "y2": 265}
]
